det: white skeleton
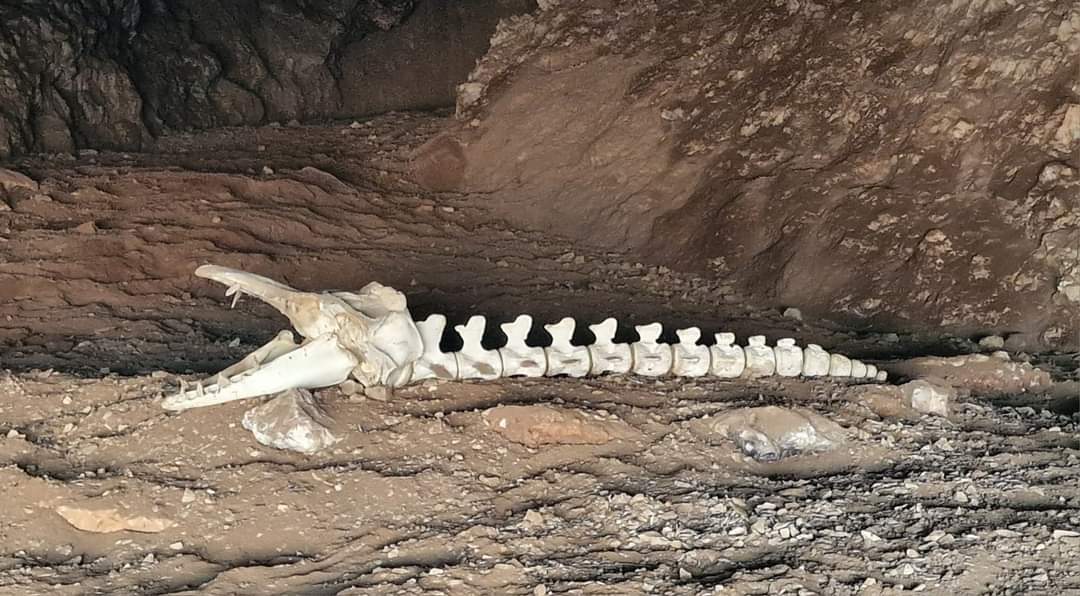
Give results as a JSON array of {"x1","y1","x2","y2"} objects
[{"x1": 161, "y1": 265, "x2": 887, "y2": 411}]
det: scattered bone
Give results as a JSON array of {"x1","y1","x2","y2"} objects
[
  {"x1": 413, "y1": 314, "x2": 458, "y2": 381},
  {"x1": 710, "y1": 333, "x2": 746, "y2": 378},
  {"x1": 454, "y1": 316, "x2": 502, "y2": 380},
  {"x1": 671, "y1": 327, "x2": 710, "y2": 377},
  {"x1": 773, "y1": 338, "x2": 803, "y2": 377},
  {"x1": 483, "y1": 405, "x2": 639, "y2": 448},
  {"x1": 499, "y1": 314, "x2": 546, "y2": 377},
  {"x1": 743, "y1": 336, "x2": 776, "y2": 378},
  {"x1": 978, "y1": 335, "x2": 1005, "y2": 350},
  {"x1": 631, "y1": 323, "x2": 673, "y2": 376},
  {"x1": 691, "y1": 406, "x2": 846, "y2": 462},
  {"x1": 544, "y1": 318, "x2": 590, "y2": 377},
  {"x1": 241, "y1": 389, "x2": 338, "y2": 454},
  {"x1": 56, "y1": 505, "x2": 175, "y2": 534},
  {"x1": 587, "y1": 318, "x2": 632, "y2": 375}
]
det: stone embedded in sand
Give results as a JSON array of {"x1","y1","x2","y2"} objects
[
  {"x1": 900, "y1": 378, "x2": 955, "y2": 417},
  {"x1": 56, "y1": 505, "x2": 174, "y2": 533},
  {"x1": 483, "y1": 405, "x2": 640, "y2": 448},
  {"x1": 888, "y1": 354, "x2": 1052, "y2": 395},
  {"x1": 690, "y1": 406, "x2": 846, "y2": 462},
  {"x1": 241, "y1": 389, "x2": 338, "y2": 454}
]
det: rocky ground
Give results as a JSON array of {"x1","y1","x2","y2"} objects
[
  {"x1": 0, "y1": 361, "x2": 1077, "y2": 595},
  {"x1": 0, "y1": 112, "x2": 1079, "y2": 595}
]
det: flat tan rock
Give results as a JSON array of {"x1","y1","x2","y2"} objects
[
  {"x1": 690, "y1": 406, "x2": 847, "y2": 462},
  {"x1": 56, "y1": 505, "x2": 175, "y2": 534}
]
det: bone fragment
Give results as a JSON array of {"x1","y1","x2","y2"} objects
[
  {"x1": 828, "y1": 353, "x2": 853, "y2": 377},
  {"x1": 743, "y1": 335, "x2": 776, "y2": 378},
  {"x1": 631, "y1": 322, "x2": 673, "y2": 376},
  {"x1": 773, "y1": 338, "x2": 803, "y2": 377},
  {"x1": 499, "y1": 314, "x2": 547, "y2": 377},
  {"x1": 709, "y1": 332, "x2": 745, "y2": 378},
  {"x1": 672, "y1": 327, "x2": 710, "y2": 377},
  {"x1": 802, "y1": 344, "x2": 831, "y2": 377},
  {"x1": 544, "y1": 317, "x2": 591, "y2": 377},
  {"x1": 411, "y1": 314, "x2": 459, "y2": 382},
  {"x1": 587, "y1": 318, "x2": 632, "y2": 375},
  {"x1": 454, "y1": 316, "x2": 502, "y2": 380},
  {"x1": 850, "y1": 360, "x2": 868, "y2": 378}
]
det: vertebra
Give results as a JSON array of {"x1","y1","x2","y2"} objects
[{"x1": 163, "y1": 265, "x2": 887, "y2": 411}]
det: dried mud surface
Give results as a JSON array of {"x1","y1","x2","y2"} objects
[{"x1": 1, "y1": 113, "x2": 1078, "y2": 595}]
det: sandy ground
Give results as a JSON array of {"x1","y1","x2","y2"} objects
[{"x1": 1, "y1": 113, "x2": 1078, "y2": 595}]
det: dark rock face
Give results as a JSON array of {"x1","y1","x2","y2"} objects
[{"x1": 0, "y1": 0, "x2": 533, "y2": 158}]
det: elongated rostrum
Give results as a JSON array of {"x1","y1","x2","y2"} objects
[{"x1": 162, "y1": 265, "x2": 886, "y2": 411}]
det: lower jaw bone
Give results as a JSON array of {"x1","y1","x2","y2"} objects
[{"x1": 162, "y1": 334, "x2": 359, "y2": 411}]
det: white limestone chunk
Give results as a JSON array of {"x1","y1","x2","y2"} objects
[
  {"x1": 672, "y1": 327, "x2": 710, "y2": 377},
  {"x1": 709, "y1": 332, "x2": 745, "y2": 378},
  {"x1": 242, "y1": 389, "x2": 338, "y2": 454},
  {"x1": 802, "y1": 344, "x2": 831, "y2": 377},
  {"x1": 412, "y1": 314, "x2": 459, "y2": 381},
  {"x1": 828, "y1": 353, "x2": 853, "y2": 377},
  {"x1": 544, "y1": 318, "x2": 591, "y2": 377},
  {"x1": 587, "y1": 318, "x2": 633, "y2": 375},
  {"x1": 773, "y1": 338, "x2": 803, "y2": 377},
  {"x1": 499, "y1": 314, "x2": 546, "y2": 377},
  {"x1": 743, "y1": 335, "x2": 776, "y2": 378},
  {"x1": 454, "y1": 316, "x2": 502, "y2": 380},
  {"x1": 631, "y1": 322, "x2": 673, "y2": 376}
]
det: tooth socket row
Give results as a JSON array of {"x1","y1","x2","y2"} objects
[{"x1": 408, "y1": 315, "x2": 885, "y2": 384}]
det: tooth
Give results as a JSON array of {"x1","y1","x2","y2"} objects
[
  {"x1": 773, "y1": 338, "x2": 803, "y2": 377},
  {"x1": 499, "y1": 315, "x2": 546, "y2": 377},
  {"x1": 586, "y1": 318, "x2": 632, "y2": 375},
  {"x1": 230, "y1": 290, "x2": 242, "y2": 309},
  {"x1": 544, "y1": 318, "x2": 590, "y2": 377},
  {"x1": 411, "y1": 314, "x2": 458, "y2": 382},
  {"x1": 672, "y1": 327, "x2": 710, "y2": 377},
  {"x1": 802, "y1": 344, "x2": 831, "y2": 377},
  {"x1": 631, "y1": 322, "x2": 672, "y2": 377},
  {"x1": 454, "y1": 316, "x2": 502, "y2": 380},
  {"x1": 743, "y1": 335, "x2": 776, "y2": 378},
  {"x1": 709, "y1": 332, "x2": 745, "y2": 378}
]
